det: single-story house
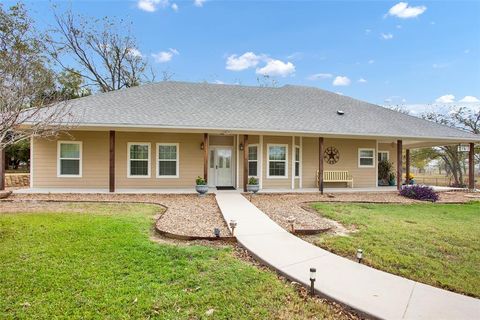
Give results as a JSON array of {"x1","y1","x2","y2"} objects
[{"x1": 22, "y1": 81, "x2": 480, "y2": 192}]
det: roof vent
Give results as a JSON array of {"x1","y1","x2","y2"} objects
[{"x1": 337, "y1": 110, "x2": 345, "y2": 115}]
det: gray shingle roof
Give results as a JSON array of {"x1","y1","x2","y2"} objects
[{"x1": 60, "y1": 81, "x2": 478, "y2": 141}]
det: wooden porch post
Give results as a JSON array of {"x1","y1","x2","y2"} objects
[
  {"x1": 0, "y1": 147, "x2": 5, "y2": 191},
  {"x1": 405, "y1": 149, "x2": 410, "y2": 185},
  {"x1": 397, "y1": 140, "x2": 403, "y2": 190},
  {"x1": 243, "y1": 135, "x2": 249, "y2": 192},
  {"x1": 203, "y1": 133, "x2": 209, "y2": 182},
  {"x1": 469, "y1": 143, "x2": 475, "y2": 190},
  {"x1": 319, "y1": 137, "x2": 324, "y2": 194},
  {"x1": 109, "y1": 130, "x2": 115, "y2": 193}
]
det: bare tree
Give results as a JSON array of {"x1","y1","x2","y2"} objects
[
  {"x1": 1, "y1": 4, "x2": 73, "y2": 153},
  {"x1": 49, "y1": 8, "x2": 153, "y2": 92}
]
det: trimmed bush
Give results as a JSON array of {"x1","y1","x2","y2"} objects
[{"x1": 399, "y1": 185, "x2": 439, "y2": 202}]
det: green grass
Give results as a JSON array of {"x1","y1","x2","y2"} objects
[
  {"x1": 0, "y1": 203, "x2": 343, "y2": 319},
  {"x1": 311, "y1": 202, "x2": 480, "y2": 297}
]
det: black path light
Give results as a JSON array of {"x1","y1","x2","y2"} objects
[
  {"x1": 213, "y1": 228, "x2": 220, "y2": 238},
  {"x1": 356, "y1": 249, "x2": 363, "y2": 263},
  {"x1": 309, "y1": 267, "x2": 316, "y2": 296},
  {"x1": 229, "y1": 220, "x2": 237, "y2": 236}
]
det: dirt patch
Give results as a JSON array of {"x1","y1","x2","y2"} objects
[{"x1": 2, "y1": 193, "x2": 231, "y2": 239}]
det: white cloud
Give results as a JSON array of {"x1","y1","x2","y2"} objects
[
  {"x1": 214, "y1": 80, "x2": 225, "y2": 84},
  {"x1": 435, "y1": 94, "x2": 455, "y2": 103},
  {"x1": 127, "y1": 48, "x2": 143, "y2": 58},
  {"x1": 137, "y1": 0, "x2": 169, "y2": 12},
  {"x1": 171, "y1": 3, "x2": 178, "y2": 11},
  {"x1": 307, "y1": 73, "x2": 332, "y2": 80},
  {"x1": 387, "y1": 2, "x2": 427, "y2": 19},
  {"x1": 381, "y1": 33, "x2": 394, "y2": 40},
  {"x1": 256, "y1": 59, "x2": 295, "y2": 77},
  {"x1": 365, "y1": 29, "x2": 372, "y2": 35},
  {"x1": 194, "y1": 0, "x2": 206, "y2": 7},
  {"x1": 333, "y1": 76, "x2": 351, "y2": 86},
  {"x1": 396, "y1": 24, "x2": 402, "y2": 29},
  {"x1": 358, "y1": 78, "x2": 367, "y2": 83},
  {"x1": 368, "y1": 59, "x2": 375, "y2": 64},
  {"x1": 226, "y1": 52, "x2": 263, "y2": 71},
  {"x1": 460, "y1": 96, "x2": 480, "y2": 103},
  {"x1": 152, "y1": 48, "x2": 179, "y2": 63}
]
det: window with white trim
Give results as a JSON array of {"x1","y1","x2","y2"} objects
[
  {"x1": 378, "y1": 151, "x2": 389, "y2": 162},
  {"x1": 58, "y1": 141, "x2": 82, "y2": 177},
  {"x1": 128, "y1": 143, "x2": 150, "y2": 177},
  {"x1": 248, "y1": 145, "x2": 258, "y2": 177},
  {"x1": 358, "y1": 148, "x2": 375, "y2": 167},
  {"x1": 267, "y1": 144, "x2": 288, "y2": 178},
  {"x1": 295, "y1": 146, "x2": 300, "y2": 177},
  {"x1": 157, "y1": 143, "x2": 179, "y2": 178}
]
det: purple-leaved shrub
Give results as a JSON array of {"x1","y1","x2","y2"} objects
[{"x1": 399, "y1": 185, "x2": 439, "y2": 202}]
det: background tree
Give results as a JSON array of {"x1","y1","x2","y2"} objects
[{"x1": 49, "y1": 8, "x2": 153, "y2": 92}]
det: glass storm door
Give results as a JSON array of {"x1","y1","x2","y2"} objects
[{"x1": 215, "y1": 148, "x2": 233, "y2": 186}]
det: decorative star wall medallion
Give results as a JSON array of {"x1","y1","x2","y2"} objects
[{"x1": 324, "y1": 146, "x2": 339, "y2": 164}]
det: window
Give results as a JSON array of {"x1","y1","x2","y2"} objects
[
  {"x1": 157, "y1": 143, "x2": 179, "y2": 178},
  {"x1": 128, "y1": 143, "x2": 150, "y2": 178},
  {"x1": 358, "y1": 148, "x2": 375, "y2": 168},
  {"x1": 57, "y1": 141, "x2": 82, "y2": 177},
  {"x1": 248, "y1": 145, "x2": 258, "y2": 177},
  {"x1": 295, "y1": 146, "x2": 300, "y2": 177},
  {"x1": 378, "y1": 151, "x2": 389, "y2": 162},
  {"x1": 267, "y1": 144, "x2": 288, "y2": 178}
]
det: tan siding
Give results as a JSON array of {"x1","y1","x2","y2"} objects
[
  {"x1": 378, "y1": 142, "x2": 398, "y2": 169},
  {"x1": 237, "y1": 135, "x2": 259, "y2": 188},
  {"x1": 116, "y1": 132, "x2": 203, "y2": 188},
  {"x1": 209, "y1": 135, "x2": 233, "y2": 146},
  {"x1": 32, "y1": 131, "x2": 109, "y2": 188},
  {"x1": 300, "y1": 137, "x2": 377, "y2": 188}
]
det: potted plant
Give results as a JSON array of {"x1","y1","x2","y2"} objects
[
  {"x1": 378, "y1": 160, "x2": 393, "y2": 186},
  {"x1": 195, "y1": 176, "x2": 208, "y2": 196},
  {"x1": 246, "y1": 177, "x2": 260, "y2": 194},
  {"x1": 388, "y1": 172, "x2": 396, "y2": 186}
]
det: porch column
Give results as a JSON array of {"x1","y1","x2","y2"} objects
[
  {"x1": 243, "y1": 135, "x2": 249, "y2": 192},
  {"x1": 203, "y1": 133, "x2": 209, "y2": 182},
  {"x1": 397, "y1": 140, "x2": 403, "y2": 190},
  {"x1": 319, "y1": 137, "x2": 324, "y2": 194},
  {"x1": 405, "y1": 149, "x2": 410, "y2": 185},
  {"x1": 469, "y1": 142, "x2": 475, "y2": 190},
  {"x1": 0, "y1": 147, "x2": 5, "y2": 191},
  {"x1": 109, "y1": 130, "x2": 115, "y2": 192}
]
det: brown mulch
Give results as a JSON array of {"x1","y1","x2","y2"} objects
[{"x1": 2, "y1": 193, "x2": 230, "y2": 238}]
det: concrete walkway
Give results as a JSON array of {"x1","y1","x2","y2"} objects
[{"x1": 216, "y1": 193, "x2": 480, "y2": 320}]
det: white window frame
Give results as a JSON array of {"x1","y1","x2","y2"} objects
[
  {"x1": 127, "y1": 142, "x2": 151, "y2": 178},
  {"x1": 156, "y1": 143, "x2": 179, "y2": 178},
  {"x1": 248, "y1": 144, "x2": 259, "y2": 178},
  {"x1": 57, "y1": 141, "x2": 83, "y2": 178},
  {"x1": 295, "y1": 145, "x2": 301, "y2": 178},
  {"x1": 267, "y1": 144, "x2": 288, "y2": 179},
  {"x1": 358, "y1": 148, "x2": 375, "y2": 168},
  {"x1": 378, "y1": 151, "x2": 389, "y2": 162}
]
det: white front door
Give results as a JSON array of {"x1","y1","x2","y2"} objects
[{"x1": 214, "y1": 148, "x2": 233, "y2": 186}]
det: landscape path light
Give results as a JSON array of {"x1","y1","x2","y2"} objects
[
  {"x1": 229, "y1": 220, "x2": 237, "y2": 236},
  {"x1": 213, "y1": 228, "x2": 220, "y2": 238},
  {"x1": 356, "y1": 249, "x2": 363, "y2": 263},
  {"x1": 309, "y1": 267, "x2": 316, "y2": 296},
  {"x1": 286, "y1": 216, "x2": 296, "y2": 233}
]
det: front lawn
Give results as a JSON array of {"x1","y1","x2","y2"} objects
[
  {"x1": 310, "y1": 202, "x2": 480, "y2": 297},
  {"x1": 0, "y1": 202, "x2": 345, "y2": 319}
]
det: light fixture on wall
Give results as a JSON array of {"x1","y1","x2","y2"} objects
[
  {"x1": 239, "y1": 143, "x2": 244, "y2": 151},
  {"x1": 200, "y1": 142, "x2": 205, "y2": 150}
]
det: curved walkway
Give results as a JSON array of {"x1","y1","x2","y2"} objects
[{"x1": 216, "y1": 193, "x2": 480, "y2": 320}]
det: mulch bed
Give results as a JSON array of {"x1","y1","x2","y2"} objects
[{"x1": 1, "y1": 193, "x2": 231, "y2": 240}]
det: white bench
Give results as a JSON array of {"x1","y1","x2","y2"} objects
[{"x1": 316, "y1": 170, "x2": 354, "y2": 188}]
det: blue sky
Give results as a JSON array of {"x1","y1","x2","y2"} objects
[{"x1": 12, "y1": 0, "x2": 480, "y2": 108}]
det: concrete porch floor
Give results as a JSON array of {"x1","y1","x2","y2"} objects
[{"x1": 12, "y1": 185, "x2": 465, "y2": 194}]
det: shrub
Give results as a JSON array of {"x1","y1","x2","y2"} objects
[
  {"x1": 195, "y1": 176, "x2": 206, "y2": 185},
  {"x1": 378, "y1": 160, "x2": 394, "y2": 181},
  {"x1": 399, "y1": 185, "x2": 439, "y2": 202},
  {"x1": 248, "y1": 177, "x2": 258, "y2": 185}
]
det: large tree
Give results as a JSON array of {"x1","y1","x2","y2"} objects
[
  {"x1": 1, "y1": 3, "x2": 72, "y2": 151},
  {"x1": 49, "y1": 8, "x2": 153, "y2": 92}
]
